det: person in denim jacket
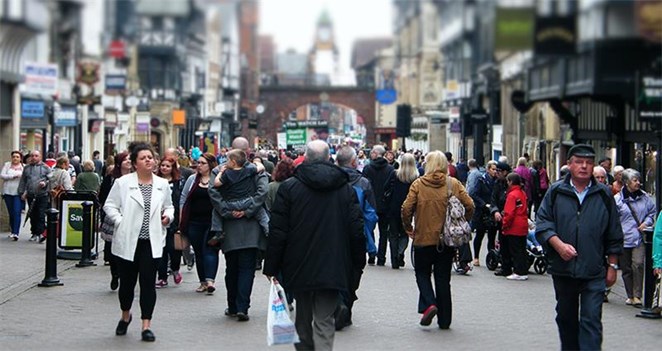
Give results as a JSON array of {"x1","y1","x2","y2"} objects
[{"x1": 614, "y1": 168, "x2": 657, "y2": 307}]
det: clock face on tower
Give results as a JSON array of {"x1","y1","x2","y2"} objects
[{"x1": 318, "y1": 27, "x2": 331, "y2": 42}]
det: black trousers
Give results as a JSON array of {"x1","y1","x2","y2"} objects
[
  {"x1": 117, "y1": 239, "x2": 159, "y2": 320},
  {"x1": 500, "y1": 235, "x2": 528, "y2": 276},
  {"x1": 27, "y1": 195, "x2": 49, "y2": 235},
  {"x1": 376, "y1": 216, "x2": 389, "y2": 264},
  {"x1": 413, "y1": 245, "x2": 454, "y2": 328},
  {"x1": 473, "y1": 222, "x2": 497, "y2": 260}
]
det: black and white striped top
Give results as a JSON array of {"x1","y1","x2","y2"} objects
[{"x1": 138, "y1": 184, "x2": 152, "y2": 240}]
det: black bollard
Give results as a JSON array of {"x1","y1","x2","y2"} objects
[
  {"x1": 39, "y1": 209, "x2": 63, "y2": 287},
  {"x1": 636, "y1": 227, "x2": 661, "y2": 319},
  {"x1": 76, "y1": 201, "x2": 96, "y2": 267}
]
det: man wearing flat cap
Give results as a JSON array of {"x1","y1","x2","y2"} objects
[{"x1": 535, "y1": 144, "x2": 623, "y2": 350}]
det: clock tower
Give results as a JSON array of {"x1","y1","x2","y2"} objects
[{"x1": 310, "y1": 9, "x2": 339, "y2": 85}]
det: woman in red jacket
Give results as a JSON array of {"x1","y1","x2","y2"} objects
[{"x1": 500, "y1": 173, "x2": 529, "y2": 281}]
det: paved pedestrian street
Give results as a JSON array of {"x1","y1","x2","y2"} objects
[{"x1": 1, "y1": 234, "x2": 660, "y2": 350}]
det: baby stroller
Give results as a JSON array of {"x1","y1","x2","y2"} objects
[{"x1": 486, "y1": 220, "x2": 547, "y2": 275}]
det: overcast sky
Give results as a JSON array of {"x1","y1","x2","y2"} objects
[{"x1": 260, "y1": 0, "x2": 393, "y2": 81}]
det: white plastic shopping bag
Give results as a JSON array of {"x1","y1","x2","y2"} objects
[{"x1": 267, "y1": 279, "x2": 299, "y2": 346}]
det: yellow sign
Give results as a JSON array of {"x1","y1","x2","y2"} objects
[{"x1": 172, "y1": 109, "x2": 186, "y2": 126}]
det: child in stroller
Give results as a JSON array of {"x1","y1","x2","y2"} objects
[{"x1": 486, "y1": 220, "x2": 547, "y2": 274}]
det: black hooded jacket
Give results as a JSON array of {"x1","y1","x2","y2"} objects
[
  {"x1": 362, "y1": 157, "x2": 395, "y2": 214},
  {"x1": 264, "y1": 161, "x2": 366, "y2": 293}
]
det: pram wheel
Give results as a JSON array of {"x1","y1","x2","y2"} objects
[
  {"x1": 486, "y1": 249, "x2": 500, "y2": 271},
  {"x1": 534, "y1": 257, "x2": 547, "y2": 274}
]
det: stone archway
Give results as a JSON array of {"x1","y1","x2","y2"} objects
[{"x1": 257, "y1": 86, "x2": 375, "y2": 145}]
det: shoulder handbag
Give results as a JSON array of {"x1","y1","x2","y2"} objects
[
  {"x1": 173, "y1": 230, "x2": 190, "y2": 251},
  {"x1": 441, "y1": 179, "x2": 472, "y2": 247},
  {"x1": 50, "y1": 171, "x2": 66, "y2": 200}
]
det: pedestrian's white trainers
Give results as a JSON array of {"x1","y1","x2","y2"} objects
[
  {"x1": 29, "y1": 235, "x2": 38, "y2": 242},
  {"x1": 506, "y1": 274, "x2": 528, "y2": 281}
]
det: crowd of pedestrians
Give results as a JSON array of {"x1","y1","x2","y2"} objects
[{"x1": 1, "y1": 139, "x2": 661, "y2": 350}]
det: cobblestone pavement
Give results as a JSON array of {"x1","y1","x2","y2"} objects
[{"x1": 1, "y1": 226, "x2": 660, "y2": 350}]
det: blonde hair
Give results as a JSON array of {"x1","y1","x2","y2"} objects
[
  {"x1": 424, "y1": 151, "x2": 448, "y2": 175},
  {"x1": 56, "y1": 156, "x2": 69, "y2": 169},
  {"x1": 82, "y1": 160, "x2": 95, "y2": 172},
  {"x1": 397, "y1": 153, "x2": 419, "y2": 183}
]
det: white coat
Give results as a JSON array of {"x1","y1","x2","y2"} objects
[{"x1": 103, "y1": 173, "x2": 174, "y2": 261}]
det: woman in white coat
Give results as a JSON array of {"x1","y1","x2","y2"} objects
[{"x1": 103, "y1": 143, "x2": 174, "y2": 342}]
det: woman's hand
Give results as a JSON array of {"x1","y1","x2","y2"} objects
[
  {"x1": 654, "y1": 268, "x2": 662, "y2": 277},
  {"x1": 161, "y1": 215, "x2": 170, "y2": 226},
  {"x1": 405, "y1": 229, "x2": 414, "y2": 239}
]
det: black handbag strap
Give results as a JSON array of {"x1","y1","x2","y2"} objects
[{"x1": 624, "y1": 200, "x2": 642, "y2": 226}]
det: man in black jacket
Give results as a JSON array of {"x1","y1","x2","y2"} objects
[
  {"x1": 362, "y1": 145, "x2": 394, "y2": 265},
  {"x1": 490, "y1": 161, "x2": 512, "y2": 276},
  {"x1": 264, "y1": 140, "x2": 365, "y2": 351},
  {"x1": 536, "y1": 144, "x2": 623, "y2": 351}
]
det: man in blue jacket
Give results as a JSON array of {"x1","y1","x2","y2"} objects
[{"x1": 536, "y1": 144, "x2": 623, "y2": 351}]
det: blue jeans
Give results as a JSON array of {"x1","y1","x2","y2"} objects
[
  {"x1": 552, "y1": 275, "x2": 605, "y2": 351},
  {"x1": 224, "y1": 248, "x2": 258, "y2": 314},
  {"x1": 187, "y1": 221, "x2": 218, "y2": 283},
  {"x1": 413, "y1": 245, "x2": 454, "y2": 328},
  {"x1": 3, "y1": 195, "x2": 22, "y2": 235}
]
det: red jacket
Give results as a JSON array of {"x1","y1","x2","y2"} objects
[{"x1": 501, "y1": 185, "x2": 528, "y2": 236}]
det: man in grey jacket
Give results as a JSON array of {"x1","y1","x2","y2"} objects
[
  {"x1": 536, "y1": 144, "x2": 623, "y2": 351},
  {"x1": 209, "y1": 137, "x2": 268, "y2": 322},
  {"x1": 17, "y1": 150, "x2": 51, "y2": 242}
]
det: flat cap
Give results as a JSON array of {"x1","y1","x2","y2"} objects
[
  {"x1": 567, "y1": 144, "x2": 595, "y2": 159},
  {"x1": 496, "y1": 162, "x2": 511, "y2": 172}
]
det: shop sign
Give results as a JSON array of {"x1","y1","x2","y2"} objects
[
  {"x1": 21, "y1": 100, "x2": 45, "y2": 118},
  {"x1": 534, "y1": 16, "x2": 576, "y2": 56},
  {"x1": 77, "y1": 61, "x2": 100, "y2": 86},
  {"x1": 637, "y1": 74, "x2": 662, "y2": 120},
  {"x1": 494, "y1": 7, "x2": 534, "y2": 51},
  {"x1": 54, "y1": 106, "x2": 77, "y2": 127},
  {"x1": 24, "y1": 62, "x2": 58, "y2": 96},
  {"x1": 376, "y1": 89, "x2": 397, "y2": 105},
  {"x1": 109, "y1": 40, "x2": 126, "y2": 58},
  {"x1": 450, "y1": 121, "x2": 462, "y2": 133},
  {"x1": 445, "y1": 80, "x2": 459, "y2": 100},
  {"x1": 105, "y1": 74, "x2": 126, "y2": 92},
  {"x1": 284, "y1": 120, "x2": 328, "y2": 128},
  {"x1": 636, "y1": 1, "x2": 662, "y2": 43},
  {"x1": 286, "y1": 129, "x2": 307, "y2": 146}
]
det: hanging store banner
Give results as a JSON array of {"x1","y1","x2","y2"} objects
[
  {"x1": 494, "y1": 7, "x2": 535, "y2": 51},
  {"x1": 23, "y1": 62, "x2": 58, "y2": 96},
  {"x1": 54, "y1": 105, "x2": 78, "y2": 127},
  {"x1": 637, "y1": 74, "x2": 662, "y2": 120},
  {"x1": 172, "y1": 109, "x2": 186, "y2": 126},
  {"x1": 376, "y1": 89, "x2": 397, "y2": 105},
  {"x1": 534, "y1": 16, "x2": 576, "y2": 56}
]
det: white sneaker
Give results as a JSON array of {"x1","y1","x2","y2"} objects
[
  {"x1": 29, "y1": 235, "x2": 38, "y2": 242},
  {"x1": 506, "y1": 274, "x2": 529, "y2": 281}
]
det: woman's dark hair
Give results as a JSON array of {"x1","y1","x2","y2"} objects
[
  {"x1": 532, "y1": 160, "x2": 543, "y2": 169},
  {"x1": 272, "y1": 158, "x2": 295, "y2": 182},
  {"x1": 199, "y1": 152, "x2": 218, "y2": 172},
  {"x1": 129, "y1": 143, "x2": 154, "y2": 167},
  {"x1": 507, "y1": 172, "x2": 522, "y2": 185},
  {"x1": 111, "y1": 152, "x2": 130, "y2": 179},
  {"x1": 11, "y1": 150, "x2": 21, "y2": 158},
  {"x1": 158, "y1": 156, "x2": 181, "y2": 181}
]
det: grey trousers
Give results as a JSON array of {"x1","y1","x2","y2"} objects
[
  {"x1": 620, "y1": 243, "x2": 645, "y2": 299},
  {"x1": 293, "y1": 289, "x2": 337, "y2": 351}
]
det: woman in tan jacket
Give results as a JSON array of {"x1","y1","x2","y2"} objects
[{"x1": 401, "y1": 151, "x2": 474, "y2": 329}]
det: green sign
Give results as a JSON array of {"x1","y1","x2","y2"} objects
[
  {"x1": 60, "y1": 201, "x2": 89, "y2": 248},
  {"x1": 494, "y1": 7, "x2": 534, "y2": 51},
  {"x1": 286, "y1": 128, "x2": 307, "y2": 146}
]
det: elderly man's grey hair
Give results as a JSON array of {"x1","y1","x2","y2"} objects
[
  {"x1": 305, "y1": 140, "x2": 330, "y2": 163},
  {"x1": 371, "y1": 145, "x2": 386, "y2": 157},
  {"x1": 336, "y1": 146, "x2": 357, "y2": 168}
]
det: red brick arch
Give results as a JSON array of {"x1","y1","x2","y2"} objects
[{"x1": 257, "y1": 86, "x2": 376, "y2": 146}]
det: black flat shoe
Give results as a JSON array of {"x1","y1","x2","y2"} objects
[
  {"x1": 115, "y1": 315, "x2": 132, "y2": 335},
  {"x1": 141, "y1": 329, "x2": 155, "y2": 342},
  {"x1": 110, "y1": 276, "x2": 119, "y2": 291}
]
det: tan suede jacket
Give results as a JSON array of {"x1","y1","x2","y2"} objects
[{"x1": 401, "y1": 171, "x2": 474, "y2": 247}]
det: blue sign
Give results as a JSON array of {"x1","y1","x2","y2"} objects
[
  {"x1": 55, "y1": 106, "x2": 78, "y2": 127},
  {"x1": 376, "y1": 89, "x2": 397, "y2": 105},
  {"x1": 105, "y1": 74, "x2": 127, "y2": 91},
  {"x1": 21, "y1": 100, "x2": 45, "y2": 118}
]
